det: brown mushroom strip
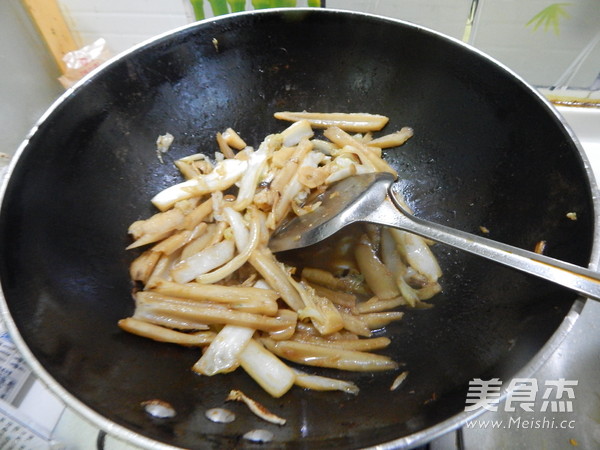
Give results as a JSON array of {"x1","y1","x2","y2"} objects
[
  {"x1": 150, "y1": 280, "x2": 279, "y2": 316},
  {"x1": 274, "y1": 111, "x2": 389, "y2": 132},
  {"x1": 268, "y1": 145, "x2": 322, "y2": 229},
  {"x1": 234, "y1": 135, "x2": 279, "y2": 211},
  {"x1": 128, "y1": 208, "x2": 185, "y2": 239},
  {"x1": 323, "y1": 126, "x2": 397, "y2": 177},
  {"x1": 226, "y1": 389, "x2": 287, "y2": 425},
  {"x1": 293, "y1": 369, "x2": 359, "y2": 395},
  {"x1": 390, "y1": 370, "x2": 409, "y2": 391},
  {"x1": 222, "y1": 128, "x2": 247, "y2": 150},
  {"x1": 248, "y1": 247, "x2": 304, "y2": 311},
  {"x1": 355, "y1": 296, "x2": 406, "y2": 314},
  {"x1": 301, "y1": 267, "x2": 369, "y2": 296},
  {"x1": 118, "y1": 318, "x2": 215, "y2": 346},
  {"x1": 139, "y1": 302, "x2": 295, "y2": 333},
  {"x1": 270, "y1": 145, "x2": 296, "y2": 168},
  {"x1": 258, "y1": 138, "x2": 313, "y2": 216},
  {"x1": 129, "y1": 249, "x2": 162, "y2": 283},
  {"x1": 360, "y1": 312, "x2": 405, "y2": 329},
  {"x1": 127, "y1": 208, "x2": 185, "y2": 249},
  {"x1": 135, "y1": 290, "x2": 228, "y2": 312},
  {"x1": 132, "y1": 299, "x2": 213, "y2": 331},
  {"x1": 308, "y1": 283, "x2": 357, "y2": 308},
  {"x1": 268, "y1": 309, "x2": 298, "y2": 341},
  {"x1": 354, "y1": 235, "x2": 401, "y2": 300},
  {"x1": 336, "y1": 308, "x2": 372, "y2": 337},
  {"x1": 126, "y1": 230, "x2": 174, "y2": 250},
  {"x1": 270, "y1": 139, "x2": 313, "y2": 192},
  {"x1": 181, "y1": 197, "x2": 213, "y2": 230},
  {"x1": 143, "y1": 294, "x2": 272, "y2": 329},
  {"x1": 216, "y1": 132, "x2": 236, "y2": 158},
  {"x1": 144, "y1": 252, "x2": 181, "y2": 289},
  {"x1": 260, "y1": 337, "x2": 398, "y2": 371},
  {"x1": 174, "y1": 159, "x2": 201, "y2": 179},
  {"x1": 151, "y1": 158, "x2": 247, "y2": 211},
  {"x1": 416, "y1": 282, "x2": 442, "y2": 301},
  {"x1": 151, "y1": 222, "x2": 207, "y2": 256},
  {"x1": 368, "y1": 127, "x2": 414, "y2": 148},
  {"x1": 293, "y1": 280, "x2": 344, "y2": 335},
  {"x1": 297, "y1": 165, "x2": 328, "y2": 189},
  {"x1": 290, "y1": 334, "x2": 391, "y2": 352},
  {"x1": 280, "y1": 120, "x2": 314, "y2": 147}
]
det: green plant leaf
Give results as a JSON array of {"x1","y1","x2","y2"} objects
[
  {"x1": 190, "y1": 0, "x2": 205, "y2": 20},
  {"x1": 227, "y1": 0, "x2": 246, "y2": 12},
  {"x1": 252, "y1": 0, "x2": 272, "y2": 8},
  {"x1": 526, "y1": 3, "x2": 571, "y2": 35},
  {"x1": 208, "y1": 0, "x2": 229, "y2": 16},
  {"x1": 272, "y1": 0, "x2": 297, "y2": 6}
]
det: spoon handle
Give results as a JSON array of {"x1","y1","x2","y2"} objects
[{"x1": 364, "y1": 195, "x2": 600, "y2": 302}]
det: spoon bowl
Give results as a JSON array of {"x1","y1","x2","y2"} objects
[
  {"x1": 270, "y1": 172, "x2": 600, "y2": 301},
  {"x1": 269, "y1": 172, "x2": 392, "y2": 252}
]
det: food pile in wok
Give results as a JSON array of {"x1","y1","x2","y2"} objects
[{"x1": 120, "y1": 111, "x2": 442, "y2": 400}]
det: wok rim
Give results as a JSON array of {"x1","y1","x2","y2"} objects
[{"x1": 1, "y1": 8, "x2": 599, "y2": 449}]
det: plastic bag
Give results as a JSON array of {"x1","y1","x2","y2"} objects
[{"x1": 58, "y1": 38, "x2": 111, "y2": 88}]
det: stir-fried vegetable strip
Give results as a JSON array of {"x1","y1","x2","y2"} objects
[{"x1": 121, "y1": 111, "x2": 443, "y2": 399}]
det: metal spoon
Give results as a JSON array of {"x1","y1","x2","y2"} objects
[{"x1": 269, "y1": 172, "x2": 600, "y2": 301}]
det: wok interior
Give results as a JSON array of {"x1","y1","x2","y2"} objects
[{"x1": 0, "y1": 9, "x2": 593, "y2": 449}]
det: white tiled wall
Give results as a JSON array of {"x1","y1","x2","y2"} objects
[
  {"x1": 469, "y1": 0, "x2": 600, "y2": 89},
  {"x1": 1, "y1": 0, "x2": 64, "y2": 157},
  {"x1": 57, "y1": 0, "x2": 599, "y2": 91},
  {"x1": 327, "y1": 0, "x2": 472, "y2": 39},
  {"x1": 58, "y1": 0, "x2": 190, "y2": 54}
]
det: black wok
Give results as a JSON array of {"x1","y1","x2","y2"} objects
[{"x1": 0, "y1": 8, "x2": 597, "y2": 449}]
